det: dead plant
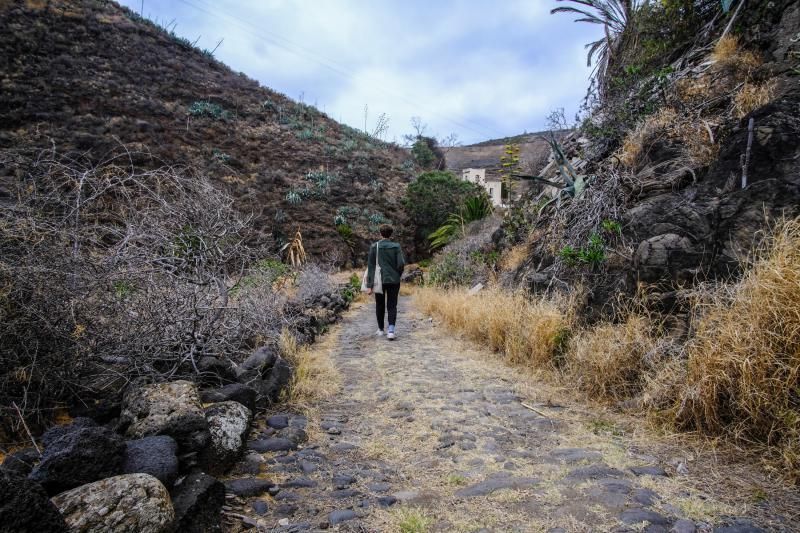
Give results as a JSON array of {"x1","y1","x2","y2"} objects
[{"x1": 672, "y1": 217, "x2": 800, "y2": 479}]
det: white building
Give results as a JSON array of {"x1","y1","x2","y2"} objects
[{"x1": 462, "y1": 168, "x2": 503, "y2": 207}]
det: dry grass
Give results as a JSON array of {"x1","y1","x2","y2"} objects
[
  {"x1": 712, "y1": 35, "x2": 761, "y2": 74},
  {"x1": 733, "y1": 80, "x2": 777, "y2": 119},
  {"x1": 389, "y1": 507, "x2": 434, "y2": 533},
  {"x1": 500, "y1": 243, "x2": 530, "y2": 272},
  {"x1": 618, "y1": 108, "x2": 679, "y2": 168},
  {"x1": 671, "y1": 218, "x2": 800, "y2": 479},
  {"x1": 618, "y1": 108, "x2": 717, "y2": 170},
  {"x1": 278, "y1": 327, "x2": 341, "y2": 410},
  {"x1": 415, "y1": 287, "x2": 569, "y2": 370},
  {"x1": 567, "y1": 315, "x2": 661, "y2": 403}
]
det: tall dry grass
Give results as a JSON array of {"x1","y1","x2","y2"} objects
[
  {"x1": 415, "y1": 287, "x2": 570, "y2": 370},
  {"x1": 711, "y1": 35, "x2": 761, "y2": 73},
  {"x1": 568, "y1": 315, "x2": 662, "y2": 403},
  {"x1": 672, "y1": 218, "x2": 800, "y2": 474}
]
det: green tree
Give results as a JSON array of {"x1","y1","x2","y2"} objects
[
  {"x1": 411, "y1": 136, "x2": 445, "y2": 170},
  {"x1": 403, "y1": 171, "x2": 483, "y2": 247}
]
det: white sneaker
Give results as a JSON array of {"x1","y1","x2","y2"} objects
[
  {"x1": 375, "y1": 329, "x2": 385, "y2": 336},
  {"x1": 387, "y1": 331, "x2": 396, "y2": 340}
]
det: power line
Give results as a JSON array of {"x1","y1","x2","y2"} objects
[{"x1": 176, "y1": 0, "x2": 503, "y2": 140}]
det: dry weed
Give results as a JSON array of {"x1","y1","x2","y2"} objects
[
  {"x1": 618, "y1": 108, "x2": 679, "y2": 168},
  {"x1": 712, "y1": 35, "x2": 761, "y2": 74},
  {"x1": 733, "y1": 80, "x2": 777, "y2": 119},
  {"x1": 618, "y1": 108, "x2": 717, "y2": 170},
  {"x1": 415, "y1": 287, "x2": 569, "y2": 370},
  {"x1": 673, "y1": 218, "x2": 800, "y2": 479},
  {"x1": 500, "y1": 243, "x2": 530, "y2": 272},
  {"x1": 279, "y1": 327, "x2": 341, "y2": 409},
  {"x1": 568, "y1": 315, "x2": 661, "y2": 403}
]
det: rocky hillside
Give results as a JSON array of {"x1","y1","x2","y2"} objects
[
  {"x1": 445, "y1": 130, "x2": 564, "y2": 176},
  {"x1": 0, "y1": 0, "x2": 416, "y2": 262},
  {"x1": 501, "y1": 0, "x2": 800, "y2": 322}
]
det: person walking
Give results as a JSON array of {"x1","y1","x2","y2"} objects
[{"x1": 366, "y1": 224, "x2": 405, "y2": 340}]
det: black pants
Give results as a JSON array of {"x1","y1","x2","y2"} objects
[{"x1": 375, "y1": 283, "x2": 400, "y2": 330}]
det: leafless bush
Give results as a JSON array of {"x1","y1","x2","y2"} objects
[
  {"x1": 0, "y1": 150, "x2": 285, "y2": 432},
  {"x1": 295, "y1": 263, "x2": 336, "y2": 302}
]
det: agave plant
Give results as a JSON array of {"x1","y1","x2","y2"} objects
[
  {"x1": 514, "y1": 133, "x2": 593, "y2": 213},
  {"x1": 551, "y1": 0, "x2": 639, "y2": 83}
]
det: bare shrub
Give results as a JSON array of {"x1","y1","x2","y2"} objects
[
  {"x1": 295, "y1": 263, "x2": 336, "y2": 302},
  {"x1": 0, "y1": 150, "x2": 284, "y2": 432},
  {"x1": 672, "y1": 217, "x2": 800, "y2": 476}
]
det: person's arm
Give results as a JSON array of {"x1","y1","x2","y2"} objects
[{"x1": 366, "y1": 244, "x2": 375, "y2": 288}]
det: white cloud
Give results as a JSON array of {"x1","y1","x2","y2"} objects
[{"x1": 122, "y1": 0, "x2": 604, "y2": 143}]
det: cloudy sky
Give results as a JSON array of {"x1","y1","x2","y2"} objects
[{"x1": 118, "y1": 0, "x2": 602, "y2": 145}]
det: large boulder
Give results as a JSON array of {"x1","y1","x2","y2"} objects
[
  {"x1": 51, "y1": 473, "x2": 174, "y2": 533},
  {"x1": 0, "y1": 470, "x2": 68, "y2": 532},
  {"x1": 634, "y1": 233, "x2": 702, "y2": 283},
  {"x1": 120, "y1": 380, "x2": 210, "y2": 452},
  {"x1": 234, "y1": 346, "x2": 277, "y2": 383},
  {"x1": 251, "y1": 356, "x2": 293, "y2": 406},
  {"x1": 235, "y1": 346, "x2": 294, "y2": 407},
  {"x1": 200, "y1": 383, "x2": 257, "y2": 413},
  {"x1": 200, "y1": 401, "x2": 253, "y2": 474},
  {"x1": 123, "y1": 435, "x2": 179, "y2": 488},
  {"x1": 170, "y1": 472, "x2": 225, "y2": 533},
  {"x1": 29, "y1": 425, "x2": 126, "y2": 495}
]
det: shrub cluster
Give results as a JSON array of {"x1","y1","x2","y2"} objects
[{"x1": 0, "y1": 151, "x2": 288, "y2": 434}]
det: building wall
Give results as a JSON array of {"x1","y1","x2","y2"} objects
[{"x1": 462, "y1": 168, "x2": 503, "y2": 206}]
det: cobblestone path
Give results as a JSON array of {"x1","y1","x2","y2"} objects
[{"x1": 224, "y1": 297, "x2": 797, "y2": 532}]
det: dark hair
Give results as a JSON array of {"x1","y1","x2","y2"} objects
[{"x1": 379, "y1": 224, "x2": 394, "y2": 238}]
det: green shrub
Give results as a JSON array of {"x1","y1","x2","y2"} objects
[
  {"x1": 336, "y1": 223, "x2": 355, "y2": 246},
  {"x1": 558, "y1": 244, "x2": 580, "y2": 266},
  {"x1": 113, "y1": 280, "x2": 136, "y2": 299},
  {"x1": 579, "y1": 233, "x2": 606, "y2": 265},
  {"x1": 285, "y1": 189, "x2": 303, "y2": 205},
  {"x1": 404, "y1": 171, "x2": 485, "y2": 245},
  {"x1": 559, "y1": 233, "x2": 606, "y2": 267}
]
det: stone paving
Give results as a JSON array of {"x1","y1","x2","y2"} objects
[{"x1": 223, "y1": 297, "x2": 792, "y2": 532}]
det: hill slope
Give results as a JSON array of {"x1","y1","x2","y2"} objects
[
  {"x1": 445, "y1": 130, "x2": 569, "y2": 176},
  {"x1": 0, "y1": 0, "x2": 415, "y2": 262}
]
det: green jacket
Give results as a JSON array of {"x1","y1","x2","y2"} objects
[{"x1": 366, "y1": 240, "x2": 405, "y2": 287}]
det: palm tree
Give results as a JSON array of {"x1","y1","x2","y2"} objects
[{"x1": 551, "y1": 0, "x2": 638, "y2": 85}]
